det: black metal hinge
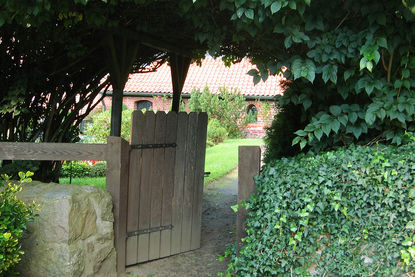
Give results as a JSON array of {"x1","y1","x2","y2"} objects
[
  {"x1": 127, "y1": 224, "x2": 173, "y2": 237},
  {"x1": 130, "y1": 143, "x2": 176, "y2": 149}
]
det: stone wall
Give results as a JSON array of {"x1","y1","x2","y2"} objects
[{"x1": 17, "y1": 182, "x2": 116, "y2": 277}]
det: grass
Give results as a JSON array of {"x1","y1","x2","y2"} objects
[
  {"x1": 59, "y1": 177, "x2": 106, "y2": 188},
  {"x1": 204, "y1": 138, "x2": 263, "y2": 183},
  {"x1": 59, "y1": 138, "x2": 264, "y2": 188}
]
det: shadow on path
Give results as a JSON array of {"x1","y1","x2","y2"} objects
[{"x1": 123, "y1": 169, "x2": 238, "y2": 277}]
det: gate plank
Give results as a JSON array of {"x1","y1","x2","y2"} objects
[
  {"x1": 160, "y1": 112, "x2": 178, "y2": 257},
  {"x1": 171, "y1": 112, "x2": 188, "y2": 255},
  {"x1": 190, "y1": 112, "x2": 208, "y2": 249},
  {"x1": 149, "y1": 112, "x2": 167, "y2": 260},
  {"x1": 181, "y1": 112, "x2": 198, "y2": 252},
  {"x1": 137, "y1": 112, "x2": 156, "y2": 263},
  {"x1": 126, "y1": 111, "x2": 145, "y2": 265}
]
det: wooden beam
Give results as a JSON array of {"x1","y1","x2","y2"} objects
[
  {"x1": 237, "y1": 146, "x2": 261, "y2": 255},
  {"x1": 170, "y1": 53, "x2": 191, "y2": 112},
  {"x1": 106, "y1": 136, "x2": 130, "y2": 274},
  {"x1": 0, "y1": 142, "x2": 107, "y2": 161}
]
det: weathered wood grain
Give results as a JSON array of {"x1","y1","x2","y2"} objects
[
  {"x1": 106, "y1": 137, "x2": 130, "y2": 274},
  {"x1": 0, "y1": 142, "x2": 107, "y2": 161},
  {"x1": 181, "y1": 112, "x2": 198, "y2": 252},
  {"x1": 126, "y1": 111, "x2": 145, "y2": 265},
  {"x1": 137, "y1": 112, "x2": 156, "y2": 263},
  {"x1": 170, "y1": 112, "x2": 188, "y2": 255},
  {"x1": 237, "y1": 146, "x2": 261, "y2": 255},
  {"x1": 160, "y1": 112, "x2": 178, "y2": 257},
  {"x1": 148, "y1": 111, "x2": 166, "y2": 260},
  {"x1": 190, "y1": 112, "x2": 208, "y2": 250}
]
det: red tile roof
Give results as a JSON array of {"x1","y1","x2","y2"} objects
[{"x1": 121, "y1": 57, "x2": 284, "y2": 98}]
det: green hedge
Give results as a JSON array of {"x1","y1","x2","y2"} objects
[
  {"x1": 225, "y1": 141, "x2": 415, "y2": 276},
  {"x1": 61, "y1": 161, "x2": 106, "y2": 178}
]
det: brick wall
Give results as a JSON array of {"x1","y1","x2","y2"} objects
[{"x1": 96, "y1": 96, "x2": 278, "y2": 138}]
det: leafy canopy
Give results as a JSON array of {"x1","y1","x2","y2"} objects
[{"x1": 197, "y1": 0, "x2": 415, "y2": 153}]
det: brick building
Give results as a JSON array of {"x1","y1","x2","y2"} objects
[{"x1": 98, "y1": 57, "x2": 284, "y2": 138}]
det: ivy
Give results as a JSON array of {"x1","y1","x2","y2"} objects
[{"x1": 224, "y1": 140, "x2": 415, "y2": 276}]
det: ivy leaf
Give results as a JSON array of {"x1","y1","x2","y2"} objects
[
  {"x1": 270, "y1": 1, "x2": 282, "y2": 14},
  {"x1": 292, "y1": 59, "x2": 303, "y2": 80},
  {"x1": 365, "y1": 112, "x2": 376, "y2": 125},
  {"x1": 247, "y1": 69, "x2": 258, "y2": 76},
  {"x1": 314, "y1": 128, "x2": 323, "y2": 141},
  {"x1": 330, "y1": 120, "x2": 340, "y2": 133},
  {"x1": 300, "y1": 139, "x2": 307, "y2": 149},
  {"x1": 352, "y1": 126, "x2": 362, "y2": 139},
  {"x1": 236, "y1": 7, "x2": 245, "y2": 18},
  {"x1": 329, "y1": 105, "x2": 341, "y2": 116},
  {"x1": 303, "y1": 98, "x2": 312, "y2": 110},
  {"x1": 245, "y1": 9, "x2": 254, "y2": 20}
]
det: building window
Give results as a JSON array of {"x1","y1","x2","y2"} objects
[
  {"x1": 247, "y1": 104, "x2": 258, "y2": 123},
  {"x1": 136, "y1": 100, "x2": 153, "y2": 111}
]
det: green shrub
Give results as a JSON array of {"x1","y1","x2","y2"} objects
[
  {"x1": 89, "y1": 162, "x2": 107, "y2": 177},
  {"x1": 188, "y1": 86, "x2": 255, "y2": 138},
  {"x1": 61, "y1": 161, "x2": 91, "y2": 178},
  {"x1": 0, "y1": 172, "x2": 37, "y2": 276},
  {"x1": 61, "y1": 161, "x2": 106, "y2": 178},
  {"x1": 83, "y1": 107, "x2": 133, "y2": 143},
  {"x1": 225, "y1": 141, "x2": 415, "y2": 276},
  {"x1": 207, "y1": 118, "x2": 228, "y2": 147}
]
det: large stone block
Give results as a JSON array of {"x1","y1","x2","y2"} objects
[{"x1": 17, "y1": 182, "x2": 116, "y2": 277}]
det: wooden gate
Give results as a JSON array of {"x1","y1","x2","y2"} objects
[{"x1": 125, "y1": 111, "x2": 207, "y2": 265}]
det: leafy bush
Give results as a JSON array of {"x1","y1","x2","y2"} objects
[
  {"x1": 225, "y1": 140, "x2": 415, "y2": 276},
  {"x1": 83, "y1": 107, "x2": 133, "y2": 143},
  {"x1": 206, "y1": 118, "x2": 228, "y2": 147},
  {"x1": 188, "y1": 86, "x2": 255, "y2": 138},
  {"x1": 61, "y1": 161, "x2": 106, "y2": 178},
  {"x1": 0, "y1": 172, "x2": 37, "y2": 276},
  {"x1": 61, "y1": 161, "x2": 91, "y2": 178},
  {"x1": 88, "y1": 162, "x2": 107, "y2": 177}
]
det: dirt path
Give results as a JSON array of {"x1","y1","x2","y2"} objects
[{"x1": 123, "y1": 169, "x2": 238, "y2": 277}]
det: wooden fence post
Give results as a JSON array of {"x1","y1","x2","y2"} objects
[
  {"x1": 106, "y1": 136, "x2": 130, "y2": 274},
  {"x1": 237, "y1": 146, "x2": 261, "y2": 255}
]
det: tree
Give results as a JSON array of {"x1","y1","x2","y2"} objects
[
  {"x1": 0, "y1": 0, "x2": 209, "y2": 181},
  {"x1": 196, "y1": 0, "x2": 415, "y2": 156}
]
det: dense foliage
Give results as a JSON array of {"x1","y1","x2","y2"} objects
[
  {"x1": 188, "y1": 86, "x2": 255, "y2": 138},
  {"x1": 0, "y1": 172, "x2": 37, "y2": 276},
  {"x1": 225, "y1": 139, "x2": 415, "y2": 276},
  {"x1": 211, "y1": 0, "x2": 415, "y2": 156},
  {"x1": 83, "y1": 108, "x2": 133, "y2": 144}
]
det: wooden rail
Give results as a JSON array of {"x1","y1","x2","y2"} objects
[{"x1": 0, "y1": 142, "x2": 107, "y2": 161}]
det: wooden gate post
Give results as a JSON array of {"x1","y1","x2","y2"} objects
[
  {"x1": 237, "y1": 146, "x2": 261, "y2": 255},
  {"x1": 106, "y1": 136, "x2": 130, "y2": 274}
]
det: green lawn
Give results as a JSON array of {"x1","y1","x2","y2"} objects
[
  {"x1": 59, "y1": 138, "x2": 264, "y2": 187},
  {"x1": 59, "y1": 177, "x2": 106, "y2": 188},
  {"x1": 204, "y1": 138, "x2": 263, "y2": 183}
]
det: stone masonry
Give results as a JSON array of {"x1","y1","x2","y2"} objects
[{"x1": 16, "y1": 182, "x2": 116, "y2": 277}]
